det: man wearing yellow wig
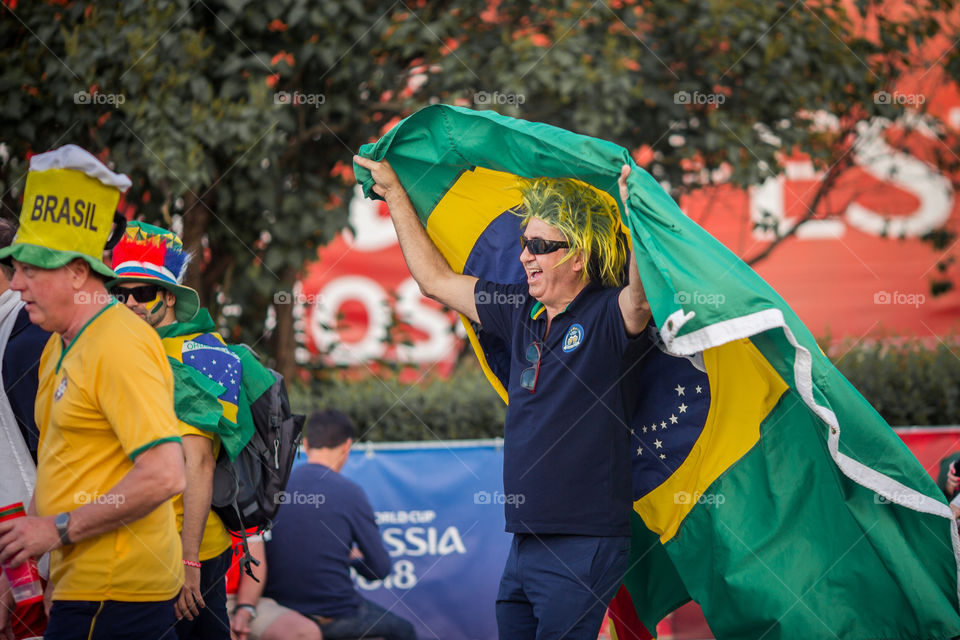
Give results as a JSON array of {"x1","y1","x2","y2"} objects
[
  {"x1": 0, "y1": 145, "x2": 186, "y2": 639},
  {"x1": 355, "y1": 155, "x2": 650, "y2": 639}
]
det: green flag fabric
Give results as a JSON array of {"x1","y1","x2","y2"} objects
[
  {"x1": 354, "y1": 104, "x2": 960, "y2": 639},
  {"x1": 157, "y1": 309, "x2": 258, "y2": 460}
]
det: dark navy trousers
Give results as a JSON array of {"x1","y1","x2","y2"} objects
[
  {"x1": 45, "y1": 597, "x2": 178, "y2": 640},
  {"x1": 496, "y1": 533, "x2": 630, "y2": 640},
  {"x1": 175, "y1": 547, "x2": 233, "y2": 640}
]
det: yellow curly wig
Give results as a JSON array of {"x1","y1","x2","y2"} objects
[{"x1": 515, "y1": 177, "x2": 627, "y2": 287}]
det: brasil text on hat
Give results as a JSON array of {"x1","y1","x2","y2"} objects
[
  {"x1": 0, "y1": 144, "x2": 131, "y2": 278},
  {"x1": 108, "y1": 221, "x2": 200, "y2": 323}
]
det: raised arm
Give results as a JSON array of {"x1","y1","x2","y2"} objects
[
  {"x1": 617, "y1": 164, "x2": 653, "y2": 336},
  {"x1": 354, "y1": 155, "x2": 480, "y2": 323}
]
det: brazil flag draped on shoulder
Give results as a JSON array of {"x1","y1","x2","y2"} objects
[
  {"x1": 353, "y1": 104, "x2": 960, "y2": 639},
  {"x1": 157, "y1": 309, "x2": 275, "y2": 461}
]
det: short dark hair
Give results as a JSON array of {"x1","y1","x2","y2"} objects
[
  {"x1": 304, "y1": 409, "x2": 356, "y2": 449},
  {"x1": 0, "y1": 217, "x2": 17, "y2": 278}
]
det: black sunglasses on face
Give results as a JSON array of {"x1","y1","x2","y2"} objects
[
  {"x1": 110, "y1": 284, "x2": 161, "y2": 304},
  {"x1": 520, "y1": 236, "x2": 569, "y2": 255}
]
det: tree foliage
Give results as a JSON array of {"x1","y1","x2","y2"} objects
[{"x1": 1, "y1": 0, "x2": 956, "y2": 377}]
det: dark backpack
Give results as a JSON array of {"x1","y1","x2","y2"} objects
[{"x1": 210, "y1": 360, "x2": 305, "y2": 579}]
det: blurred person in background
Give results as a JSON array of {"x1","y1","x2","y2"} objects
[
  {"x1": 226, "y1": 532, "x2": 321, "y2": 640},
  {"x1": 0, "y1": 218, "x2": 50, "y2": 467},
  {"x1": 0, "y1": 217, "x2": 50, "y2": 640},
  {"x1": 264, "y1": 410, "x2": 415, "y2": 640}
]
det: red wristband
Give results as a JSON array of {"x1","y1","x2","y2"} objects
[{"x1": 183, "y1": 559, "x2": 202, "y2": 568}]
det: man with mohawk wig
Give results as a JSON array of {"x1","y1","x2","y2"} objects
[
  {"x1": 356, "y1": 154, "x2": 650, "y2": 639},
  {"x1": 108, "y1": 221, "x2": 254, "y2": 640}
]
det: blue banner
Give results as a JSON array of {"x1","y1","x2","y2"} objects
[{"x1": 294, "y1": 441, "x2": 511, "y2": 639}]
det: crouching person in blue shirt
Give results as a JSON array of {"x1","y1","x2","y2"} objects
[{"x1": 264, "y1": 409, "x2": 417, "y2": 640}]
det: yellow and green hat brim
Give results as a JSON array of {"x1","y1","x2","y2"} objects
[{"x1": 0, "y1": 242, "x2": 116, "y2": 279}]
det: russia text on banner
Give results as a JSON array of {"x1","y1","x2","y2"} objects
[{"x1": 353, "y1": 104, "x2": 960, "y2": 640}]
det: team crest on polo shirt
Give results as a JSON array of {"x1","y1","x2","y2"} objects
[
  {"x1": 562, "y1": 324, "x2": 584, "y2": 352},
  {"x1": 54, "y1": 374, "x2": 68, "y2": 400}
]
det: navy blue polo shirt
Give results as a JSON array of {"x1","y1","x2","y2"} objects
[
  {"x1": 264, "y1": 463, "x2": 392, "y2": 618},
  {"x1": 475, "y1": 279, "x2": 637, "y2": 537}
]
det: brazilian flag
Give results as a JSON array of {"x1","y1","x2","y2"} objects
[
  {"x1": 157, "y1": 309, "x2": 274, "y2": 461},
  {"x1": 354, "y1": 104, "x2": 960, "y2": 639}
]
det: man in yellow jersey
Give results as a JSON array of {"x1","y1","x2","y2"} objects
[
  {"x1": 0, "y1": 145, "x2": 186, "y2": 640},
  {"x1": 108, "y1": 221, "x2": 239, "y2": 640}
]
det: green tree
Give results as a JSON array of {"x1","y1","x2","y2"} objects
[
  {"x1": 2, "y1": 0, "x2": 955, "y2": 380},
  {"x1": 2, "y1": 0, "x2": 431, "y2": 378},
  {"x1": 410, "y1": 0, "x2": 958, "y2": 268}
]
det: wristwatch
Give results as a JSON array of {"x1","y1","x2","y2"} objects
[
  {"x1": 233, "y1": 603, "x2": 257, "y2": 619},
  {"x1": 55, "y1": 512, "x2": 72, "y2": 546}
]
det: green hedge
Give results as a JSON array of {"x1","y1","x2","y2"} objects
[
  {"x1": 290, "y1": 338, "x2": 960, "y2": 442},
  {"x1": 832, "y1": 338, "x2": 960, "y2": 426},
  {"x1": 290, "y1": 363, "x2": 506, "y2": 442}
]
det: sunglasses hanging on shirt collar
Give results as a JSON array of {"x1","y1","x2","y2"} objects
[{"x1": 520, "y1": 341, "x2": 542, "y2": 392}]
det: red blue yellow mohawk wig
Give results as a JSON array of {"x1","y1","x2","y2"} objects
[{"x1": 109, "y1": 221, "x2": 200, "y2": 322}]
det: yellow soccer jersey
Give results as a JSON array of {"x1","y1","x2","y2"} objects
[
  {"x1": 34, "y1": 302, "x2": 184, "y2": 601},
  {"x1": 170, "y1": 422, "x2": 232, "y2": 562}
]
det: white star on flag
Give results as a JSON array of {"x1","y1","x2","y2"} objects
[
  {"x1": 678, "y1": 403, "x2": 688, "y2": 413},
  {"x1": 670, "y1": 414, "x2": 678, "y2": 424},
  {"x1": 654, "y1": 439, "x2": 663, "y2": 449},
  {"x1": 675, "y1": 384, "x2": 685, "y2": 396}
]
